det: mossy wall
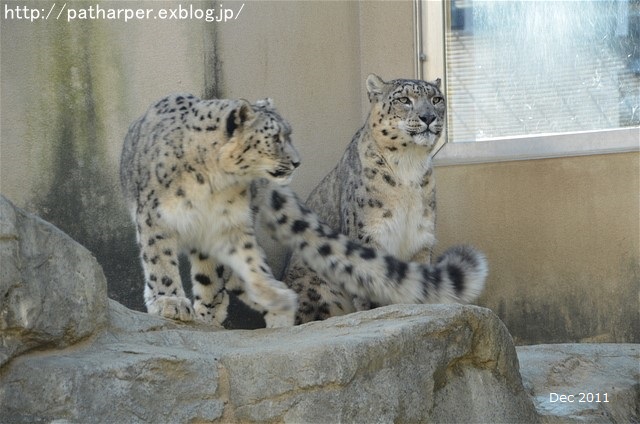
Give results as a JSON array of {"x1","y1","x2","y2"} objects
[
  {"x1": 32, "y1": 19, "x2": 142, "y2": 309},
  {"x1": 1, "y1": 3, "x2": 207, "y2": 311}
]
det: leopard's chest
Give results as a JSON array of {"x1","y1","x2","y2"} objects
[
  {"x1": 158, "y1": 180, "x2": 252, "y2": 251},
  {"x1": 368, "y1": 183, "x2": 435, "y2": 260},
  {"x1": 352, "y1": 148, "x2": 436, "y2": 260}
]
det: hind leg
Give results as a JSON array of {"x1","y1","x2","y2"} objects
[{"x1": 284, "y1": 256, "x2": 356, "y2": 324}]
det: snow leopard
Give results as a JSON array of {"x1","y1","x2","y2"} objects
[
  {"x1": 283, "y1": 74, "x2": 488, "y2": 323},
  {"x1": 119, "y1": 92, "x2": 487, "y2": 328}
]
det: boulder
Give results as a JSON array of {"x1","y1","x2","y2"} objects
[
  {"x1": 0, "y1": 195, "x2": 108, "y2": 367},
  {"x1": 0, "y1": 195, "x2": 539, "y2": 422},
  {"x1": 518, "y1": 343, "x2": 640, "y2": 423},
  {"x1": 0, "y1": 299, "x2": 537, "y2": 423}
]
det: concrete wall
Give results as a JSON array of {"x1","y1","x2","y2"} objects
[
  {"x1": 214, "y1": 0, "x2": 363, "y2": 197},
  {"x1": 1, "y1": 1, "x2": 637, "y2": 343},
  {"x1": 214, "y1": 0, "x2": 415, "y2": 198},
  {"x1": 434, "y1": 153, "x2": 639, "y2": 344}
]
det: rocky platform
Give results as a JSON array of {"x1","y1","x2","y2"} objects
[{"x1": 1, "y1": 194, "x2": 637, "y2": 423}]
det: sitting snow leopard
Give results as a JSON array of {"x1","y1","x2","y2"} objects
[
  {"x1": 283, "y1": 74, "x2": 488, "y2": 324},
  {"x1": 120, "y1": 92, "x2": 487, "y2": 328}
]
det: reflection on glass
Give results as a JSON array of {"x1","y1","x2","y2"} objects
[{"x1": 445, "y1": 0, "x2": 640, "y2": 142}]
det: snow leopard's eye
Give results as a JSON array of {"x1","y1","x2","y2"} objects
[
  {"x1": 432, "y1": 96, "x2": 444, "y2": 105},
  {"x1": 396, "y1": 97, "x2": 411, "y2": 105}
]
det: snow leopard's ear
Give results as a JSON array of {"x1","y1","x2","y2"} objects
[
  {"x1": 254, "y1": 98, "x2": 275, "y2": 111},
  {"x1": 431, "y1": 78, "x2": 442, "y2": 89},
  {"x1": 366, "y1": 74, "x2": 388, "y2": 103},
  {"x1": 226, "y1": 99, "x2": 255, "y2": 138}
]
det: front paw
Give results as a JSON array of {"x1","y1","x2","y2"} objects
[
  {"x1": 194, "y1": 295, "x2": 229, "y2": 328},
  {"x1": 262, "y1": 286, "x2": 297, "y2": 328},
  {"x1": 264, "y1": 309, "x2": 295, "y2": 328},
  {"x1": 147, "y1": 295, "x2": 195, "y2": 322}
]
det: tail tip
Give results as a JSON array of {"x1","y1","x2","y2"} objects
[{"x1": 437, "y1": 245, "x2": 488, "y2": 303}]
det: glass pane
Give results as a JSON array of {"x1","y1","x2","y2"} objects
[{"x1": 445, "y1": 0, "x2": 640, "y2": 142}]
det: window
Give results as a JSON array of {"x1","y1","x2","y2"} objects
[{"x1": 420, "y1": 0, "x2": 640, "y2": 164}]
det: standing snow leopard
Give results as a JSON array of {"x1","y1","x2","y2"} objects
[
  {"x1": 120, "y1": 92, "x2": 487, "y2": 328},
  {"x1": 120, "y1": 95, "x2": 303, "y2": 327},
  {"x1": 283, "y1": 74, "x2": 488, "y2": 324}
]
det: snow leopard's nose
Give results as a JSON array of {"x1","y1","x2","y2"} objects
[
  {"x1": 292, "y1": 160, "x2": 301, "y2": 169},
  {"x1": 420, "y1": 114, "x2": 437, "y2": 126}
]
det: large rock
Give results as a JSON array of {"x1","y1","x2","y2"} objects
[
  {"x1": 0, "y1": 300, "x2": 537, "y2": 423},
  {"x1": 518, "y1": 343, "x2": 640, "y2": 423},
  {"x1": 0, "y1": 195, "x2": 538, "y2": 422},
  {"x1": 0, "y1": 195, "x2": 108, "y2": 367}
]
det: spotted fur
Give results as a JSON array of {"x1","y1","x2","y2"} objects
[
  {"x1": 282, "y1": 74, "x2": 488, "y2": 323},
  {"x1": 120, "y1": 94, "x2": 302, "y2": 327},
  {"x1": 120, "y1": 89, "x2": 487, "y2": 328}
]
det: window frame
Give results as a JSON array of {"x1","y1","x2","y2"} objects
[{"x1": 418, "y1": 0, "x2": 640, "y2": 166}]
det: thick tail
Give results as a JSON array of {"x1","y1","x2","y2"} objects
[
  {"x1": 429, "y1": 245, "x2": 487, "y2": 303},
  {"x1": 253, "y1": 180, "x2": 488, "y2": 305}
]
